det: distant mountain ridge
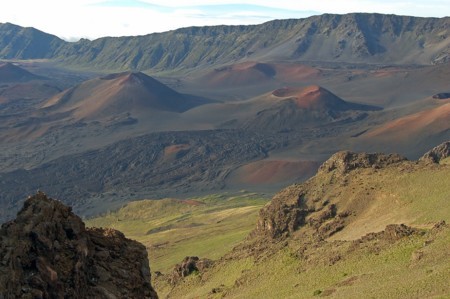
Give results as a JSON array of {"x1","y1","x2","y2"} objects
[
  {"x1": 0, "y1": 23, "x2": 64, "y2": 59},
  {"x1": 1, "y1": 13, "x2": 449, "y2": 71}
]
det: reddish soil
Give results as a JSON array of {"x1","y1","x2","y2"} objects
[
  {"x1": 164, "y1": 144, "x2": 191, "y2": 155},
  {"x1": 42, "y1": 72, "x2": 204, "y2": 120},
  {"x1": 202, "y1": 62, "x2": 320, "y2": 88},
  {"x1": 227, "y1": 160, "x2": 318, "y2": 185},
  {"x1": 163, "y1": 144, "x2": 191, "y2": 161},
  {"x1": 274, "y1": 63, "x2": 321, "y2": 82},
  {"x1": 204, "y1": 62, "x2": 276, "y2": 87},
  {"x1": 364, "y1": 101, "x2": 450, "y2": 141},
  {"x1": 271, "y1": 85, "x2": 344, "y2": 109}
]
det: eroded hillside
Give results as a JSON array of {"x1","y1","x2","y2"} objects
[{"x1": 153, "y1": 142, "x2": 450, "y2": 298}]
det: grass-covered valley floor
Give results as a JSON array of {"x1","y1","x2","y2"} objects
[{"x1": 86, "y1": 193, "x2": 269, "y2": 274}]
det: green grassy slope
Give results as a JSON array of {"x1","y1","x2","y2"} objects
[
  {"x1": 86, "y1": 193, "x2": 269, "y2": 273},
  {"x1": 157, "y1": 159, "x2": 450, "y2": 298},
  {"x1": 163, "y1": 227, "x2": 449, "y2": 299}
]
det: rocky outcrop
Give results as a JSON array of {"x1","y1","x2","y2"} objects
[
  {"x1": 254, "y1": 151, "x2": 407, "y2": 239},
  {"x1": 318, "y1": 151, "x2": 406, "y2": 174},
  {"x1": 0, "y1": 192, "x2": 158, "y2": 299},
  {"x1": 420, "y1": 141, "x2": 450, "y2": 163},
  {"x1": 254, "y1": 186, "x2": 349, "y2": 240},
  {"x1": 170, "y1": 256, "x2": 213, "y2": 285},
  {"x1": 356, "y1": 224, "x2": 417, "y2": 244},
  {"x1": 254, "y1": 187, "x2": 310, "y2": 239}
]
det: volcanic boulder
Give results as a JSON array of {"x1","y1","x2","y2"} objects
[
  {"x1": 170, "y1": 256, "x2": 213, "y2": 285},
  {"x1": 0, "y1": 192, "x2": 158, "y2": 299},
  {"x1": 420, "y1": 141, "x2": 450, "y2": 163}
]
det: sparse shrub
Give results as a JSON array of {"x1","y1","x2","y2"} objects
[{"x1": 313, "y1": 289, "x2": 322, "y2": 296}]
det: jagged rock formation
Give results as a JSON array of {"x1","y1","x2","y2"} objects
[
  {"x1": 253, "y1": 151, "x2": 407, "y2": 239},
  {"x1": 420, "y1": 141, "x2": 450, "y2": 163},
  {"x1": 318, "y1": 151, "x2": 407, "y2": 174},
  {"x1": 252, "y1": 143, "x2": 449, "y2": 241},
  {"x1": 353, "y1": 224, "x2": 417, "y2": 245},
  {"x1": 253, "y1": 184, "x2": 348, "y2": 240},
  {"x1": 169, "y1": 256, "x2": 213, "y2": 285},
  {"x1": 158, "y1": 144, "x2": 450, "y2": 298},
  {"x1": 0, "y1": 192, "x2": 158, "y2": 299}
]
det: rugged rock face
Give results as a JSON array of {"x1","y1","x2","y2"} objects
[
  {"x1": 170, "y1": 256, "x2": 213, "y2": 285},
  {"x1": 355, "y1": 224, "x2": 417, "y2": 244},
  {"x1": 0, "y1": 192, "x2": 158, "y2": 299},
  {"x1": 254, "y1": 151, "x2": 407, "y2": 239},
  {"x1": 318, "y1": 151, "x2": 407, "y2": 174},
  {"x1": 420, "y1": 141, "x2": 450, "y2": 163},
  {"x1": 254, "y1": 185, "x2": 349, "y2": 240}
]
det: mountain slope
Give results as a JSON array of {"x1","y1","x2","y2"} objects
[
  {"x1": 153, "y1": 142, "x2": 450, "y2": 298},
  {"x1": 85, "y1": 193, "x2": 269, "y2": 274},
  {"x1": 40, "y1": 14, "x2": 450, "y2": 69},
  {"x1": 199, "y1": 62, "x2": 277, "y2": 87},
  {"x1": 242, "y1": 85, "x2": 380, "y2": 130},
  {"x1": 0, "y1": 130, "x2": 295, "y2": 222},
  {"x1": 1, "y1": 14, "x2": 449, "y2": 71},
  {"x1": 182, "y1": 85, "x2": 379, "y2": 131},
  {"x1": 365, "y1": 101, "x2": 450, "y2": 139},
  {"x1": 0, "y1": 22, "x2": 64, "y2": 59},
  {"x1": 41, "y1": 71, "x2": 209, "y2": 120},
  {"x1": 0, "y1": 62, "x2": 42, "y2": 82},
  {"x1": 359, "y1": 98, "x2": 450, "y2": 155}
]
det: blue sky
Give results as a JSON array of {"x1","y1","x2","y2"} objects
[{"x1": 1, "y1": 0, "x2": 449, "y2": 41}]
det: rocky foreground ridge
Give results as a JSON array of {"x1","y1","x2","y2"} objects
[
  {"x1": 0, "y1": 192, "x2": 158, "y2": 299},
  {"x1": 253, "y1": 142, "x2": 450, "y2": 240},
  {"x1": 253, "y1": 150, "x2": 409, "y2": 239},
  {"x1": 156, "y1": 141, "x2": 450, "y2": 298}
]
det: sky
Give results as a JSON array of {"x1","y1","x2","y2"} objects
[{"x1": 1, "y1": 0, "x2": 449, "y2": 41}]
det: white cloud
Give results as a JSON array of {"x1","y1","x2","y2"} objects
[{"x1": 0, "y1": 0, "x2": 448, "y2": 40}]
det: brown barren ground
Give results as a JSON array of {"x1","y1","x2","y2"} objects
[{"x1": 226, "y1": 159, "x2": 318, "y2": 186}]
